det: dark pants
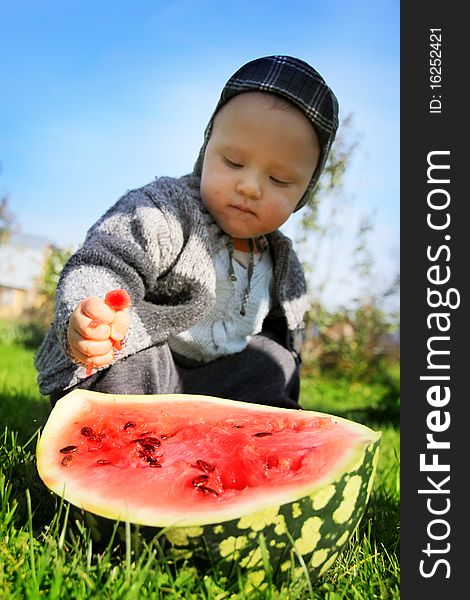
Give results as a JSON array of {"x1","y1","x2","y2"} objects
[{"x1": 50, "y1": 334, "x2": 301, "y2": 409}]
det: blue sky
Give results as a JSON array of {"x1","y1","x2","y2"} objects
[{"x1": 0, "y1": 0, "x2": 399, "y2": 309}]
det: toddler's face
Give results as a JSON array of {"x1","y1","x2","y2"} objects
[{"x1": 200, "y1": 92, "x2": 320, "y2": 239}]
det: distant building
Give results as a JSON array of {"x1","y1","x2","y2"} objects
[{"x1": 0, "y1": 233, "x2": 50, "y2": 319}]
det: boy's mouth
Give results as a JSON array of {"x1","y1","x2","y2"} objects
[{"x1": 230, "y1": 204, "x2": 256, "y2": 216}]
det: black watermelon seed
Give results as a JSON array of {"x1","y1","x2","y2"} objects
[
  {"x1": 192, "y1": 474, "x2": 209, "y2": 487},
  {"x1": 124, "y1": 421, "x2": 136, "y2": 430},
  {"x1": 61, "y1": 455, "x2": 73, "y2": 466},
  {"x1": 80, "y1": 427, "x2": 94, "y2": 437},
  {"x1": 194, "y1": 459, "x2": 215, "y2": 473},
  {"x1": 141, "y1": 437, "x2": 160, "y2": 446},
  {"x1": 254, "y1": 432, "x2": 272, "y2": 438},
  {"x1": 148, "y1": 461, "x2": 162, "y2": 468},
  {"x1": 139, "y1": 453, "x2": 162, "y2": 466},
  {"x1": 86, "y1": 433, "x2": 103, "y2": 442},
  {"x1": 96, "y1": 459, "x2": 112, "y2": 465},
  {"x1": 198, "y1": 486, "x2": 219, "y2": 496},
  {"x1": 132, "y1": 437, "x2": 160, "y2": 447},
  {"x1": 59, "y1": 445, "x2": 77, "y2": 454}
]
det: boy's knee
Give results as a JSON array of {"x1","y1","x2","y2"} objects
[{"x1": 250, "y1": 335, "x2": 298, "y2": 379}]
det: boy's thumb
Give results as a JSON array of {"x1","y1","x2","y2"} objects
[{"x1": 110, "y1": 309, "x2": 131, "y2": 341}]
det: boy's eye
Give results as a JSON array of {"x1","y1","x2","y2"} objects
[
  {"x1": 223, "y1": 156, "x2": 243, "y2": 168},
  {"x1": 270, "y1": 176, "x2": 291, "y2": 186}
]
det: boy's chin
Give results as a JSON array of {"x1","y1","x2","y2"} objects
[
  {"x1": 215, "y1": 216, "x2": 270, "y2": 240},
  {"x1": 213, "y1": 220, "x2": 253, "y2": 240},
  {"x1": 220, "y1": 227, "x2": 262, "y2": 240}
]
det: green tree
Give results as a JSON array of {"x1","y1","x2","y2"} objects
[
  {"x1": 295, "y1": 115, "x2": 400, "y2": 382},
  {"x1": 38, "y1": 245, "x2": 73, "y2": 300},
  {"x1": 294, "y1": 114, "x2": 359, "y2": 302},
  {"x1": 0, "y1": 195, "x2": 16, "y2": 244},
  {"x1": 296, "y1": 113, "x2": 399, "y2": 313},
  {"x1": 21, "y1": 244, "x2": 72, "y2": 339}
]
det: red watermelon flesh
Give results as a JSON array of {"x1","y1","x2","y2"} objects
[
  {"x1": 37, "y1": 390, "x2": 377, "y2": 526},
  {"x1": 104, "y1": 289, "x2": 132, "y2": 311}
]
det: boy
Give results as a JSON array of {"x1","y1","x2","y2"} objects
[{"x1": 35, "y1": 55, "x2": 339, "y2": 409}]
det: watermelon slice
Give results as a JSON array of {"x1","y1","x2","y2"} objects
[{"x1": 37, "y1": 390, "x2": 381, "y2": 580}]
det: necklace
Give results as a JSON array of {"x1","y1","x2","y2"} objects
[{"x1": 227, "y1": 236, "x2": 268, "y2": 316}]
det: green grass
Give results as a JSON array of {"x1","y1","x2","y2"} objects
[
  {"x1": 0, "y1": 341, "x2": 399, "y2": 599},
  {"x1": 0, "y1": 342, "x2": 50, "y2": 442}
]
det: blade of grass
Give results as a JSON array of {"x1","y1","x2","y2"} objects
[
  {"x1": 58, "y1": 501, "x2": 70, "y2": 552},
  {"x1": 25, "y1": 489, "x2": 38, "y2": 593},
  {"x1": 125, "y1": 520, "x2": 132, "y2": 581},
  {"x1": 284, "y1": 528, "x2": 314, "y2": 597}
]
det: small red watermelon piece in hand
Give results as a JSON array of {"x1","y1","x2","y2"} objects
[
  {"x1": 105, "y1": 289, "x2": 132, "y2": 350},
  {"x1": 104, "y1": 289, "x2": 132, "y2": 312}
]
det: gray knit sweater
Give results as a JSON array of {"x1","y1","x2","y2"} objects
[{"x1": 35, "y1": 173, "x2": 308, "y2": 394}]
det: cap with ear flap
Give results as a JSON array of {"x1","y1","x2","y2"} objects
[{"x1": 193, "y1": 55, "x2": 339, "y2": 211}]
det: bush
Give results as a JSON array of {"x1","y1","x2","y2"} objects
[
  {"x1": 0, "y1": 318, "x2": 47, "y2": 349},
  {"x1": 300, "y1": 302, "x2": 400, "y2": 384}
]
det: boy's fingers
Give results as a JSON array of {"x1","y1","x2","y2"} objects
[
  {"x1": 68, "y1": 329, "x2": 113, "y2": 358},
  {"x1": 76, "y1": 338, "x2": 113, "y2": 359},
  {"x1": 68, "y1": 298, "x2": 130, "y2": 365},
  {"x1": 110, "y1": 309, "x2": 131, "y2": 341},
  {"x1": 82, "y1": 353, "x2": 115, "y2": 369},
  {"x1": 69, "y1": 343, "x2": 114, "y2": 366},
  {"x1": 72, "y1": 315, "x2": 111, "y2": 340},
  {"x1": 85, "y1": 321, "x2": 111, "y2": 339},
  {"x1": 81, "y1": 297, "x2": 115, "y2": 324},
  {"x1": 68, "y1": 343, "x2": 114, "y2": 368}
]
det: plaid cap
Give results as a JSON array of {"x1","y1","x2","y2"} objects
[{"x1": 193, "y1": 55, "x2": 339, "y2": 211}]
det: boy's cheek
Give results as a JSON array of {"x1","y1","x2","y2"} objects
[{"x1": 201, "y1": 178, "x2": 228, "y2": 209}]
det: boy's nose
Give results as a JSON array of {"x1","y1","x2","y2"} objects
[{"x1": 236, "y1": 172, "x2": 262, "y2": 199}]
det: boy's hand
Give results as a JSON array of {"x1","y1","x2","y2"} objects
[{"x1": 67, "y1": 296, "x2": 131, "y2": 371}]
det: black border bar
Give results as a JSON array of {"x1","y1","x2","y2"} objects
[{"x1": 401, "y1": 3, "x2": 467, "y2": 597}]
